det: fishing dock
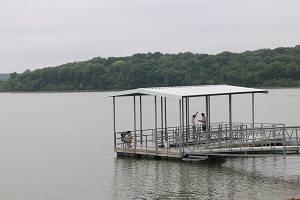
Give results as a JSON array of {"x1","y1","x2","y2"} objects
[{"x1": 111, "y1": 85, "x2": 300, "y2": 161}]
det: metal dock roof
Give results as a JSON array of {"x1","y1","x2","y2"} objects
[{"x1": 111, "y1": 85, "x2": 268, "y2": 99}]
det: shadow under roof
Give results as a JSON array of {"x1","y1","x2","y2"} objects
[{"x1": 111, "y1": 85, "x2": 268, "y2": 99}]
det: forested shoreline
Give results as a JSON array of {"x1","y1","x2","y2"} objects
[{"x1": 1, "y1": 45, "x2": 300, "y2": 92}]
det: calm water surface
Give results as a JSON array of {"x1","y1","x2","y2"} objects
[{"x1": 0, "y1": 89, "x2": 300, "y2": 200}]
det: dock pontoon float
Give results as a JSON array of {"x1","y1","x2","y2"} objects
[{"x1": 111, "y1": 85, "x2": 300, "y2": 161}]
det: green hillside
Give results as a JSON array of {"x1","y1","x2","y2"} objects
[{"x1": 1, "y1": 45, "x2": 300, "y2": 92}]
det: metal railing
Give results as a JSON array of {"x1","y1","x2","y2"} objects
[{"x1": 114, "y1": 123, "x2": 300, "y2": 158}]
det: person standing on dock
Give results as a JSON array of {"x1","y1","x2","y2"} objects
[
  {"x1": 191, "y1": 111, "x2": 198, "y2": 139},
  {"x1": 199, "y1": 113, "x2": 206, "y2": 132}
]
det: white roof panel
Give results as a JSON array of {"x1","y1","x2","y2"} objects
[{"x1": 111, "y1": 85, "x2": 268, "y2": 99}]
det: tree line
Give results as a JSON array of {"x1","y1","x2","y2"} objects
[{"x1": 1, "y1": 45, "x2": 300, "y2": 92}]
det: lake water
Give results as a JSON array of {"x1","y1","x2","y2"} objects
[{"x1": 0, "y1": 88, "x2": 300, "y2": 200}]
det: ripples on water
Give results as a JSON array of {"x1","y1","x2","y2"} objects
[{"x1": 112, "y1": 155, "x2": 300, "y2": 200}]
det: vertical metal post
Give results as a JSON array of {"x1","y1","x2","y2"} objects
[
  {"x1": 179, "y1": 99, "x2": 182, "y2": 157},
  {"x1": 188, "y1": 98, "x2": 190, "y2": 136},
  {"x1": 182, "y1": 97, "x2": 185, "y2": 155},
  {"x1": 229, "y1": 94, "x2": 232, "y2": 130},
  {"x1": 205, "y1": 96, "x2": 210, "y2": 130},
  {"x1": 154, "y1": 96, "x2": 158, "y2": 156},
  {"x1": 164, "y1": 97, "x2": 167, "y2": 142},
  {"x1": 161, "y1": 96, "x2": 164, "y2": 145},
  {"x1": 133, "y1": 96, "x2": 137, "y2": 153},
  {"x1": 186, "y1": 97, "x2": 189, "y2": 142},
  {"x1": 179, "y1": 99, "x2": 182, "y2": 129},
  {"x1": 140, "y1": 95, "x2": 143, "y2": 144},
  {"x1": 209, "y1": 98, "x2": 211, "y2": 128},
  {"x1": 113, "y1": 97, "x2": 116, "y2": 147},
  {"x1": 205, "y1": 96, "x2": 210, "y2": 147},
  {"x1": 252, "y1": 93, "x2": 255, "y2": 128},
  {"x1": 229, "y1": 94, "x2": 233, "y2": 148},
  {"x1": 296, "y1": 128, "x2": 299, "y2": 149},
  {"x1": 283, "y1": 125, "x2": 286, "y2": 157}
]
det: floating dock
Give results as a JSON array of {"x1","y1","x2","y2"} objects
[{"x1": 111, "y1": 85, "x2": 300, "y2": 161}]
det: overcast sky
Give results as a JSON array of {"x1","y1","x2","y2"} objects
[{"x1": 1, "y1": 0, "x2": 300, "y2": 73}]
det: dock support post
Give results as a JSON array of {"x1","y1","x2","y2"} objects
[
  {"x1": 134, "y1": 96, "x2": 137, "y2": 153},
  {"x1": 205, "y1": 96, "x2": 210, "y2": 148},
  {"x1": 161, "y1": 96, "x2": 164, "y2": 146},
  {"x1": 205, "y1": 96, "x2": 210, "y2": 130},
  {"x1": 186, "y1": 97, "x2": 189, "y2": 142},
  {"x1": 229, "y1": 94, "x2": 232, "y2": 131},
  {"x1": 154, "y1": 96, "x2": 158, "y2": 156},
  {"x1": 140, "y1": 95, "x2": 143, "y2": 144},
  {"x1": 164, "y1": 97, "x2": 168, "y2": 142},
  {"x1": 113, "y1": 97, "x2": 116, "y2": 148},
  {"x1": 228, "y1": 94, "x2": 233, "y2": 148},
  {"x1": 179, "y1": 99, "x2": 183, "y2": 158},
  {"x1": 182, "y1": 97, "x2": 185, "y2": 156},
  {"x1": 296, "y1": 128, "x2": 299, "y2": 150},
  {"x1": 252, "y1": 93, "x2": 255, "y2": 128}
]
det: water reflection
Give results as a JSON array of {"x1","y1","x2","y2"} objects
[{"x1": 112, "y1": 156, "x2": 300, "y2": 200}]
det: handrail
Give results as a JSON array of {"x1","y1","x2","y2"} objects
[{"x1": 114, "y1": 124, "x2": 300, "y2": 157}]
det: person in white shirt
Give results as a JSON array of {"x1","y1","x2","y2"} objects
[{"x1": 191, "y1": 111, "x2": 198, "y2": 139}]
